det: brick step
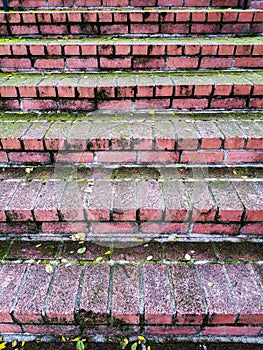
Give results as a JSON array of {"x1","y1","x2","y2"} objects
[
  {"x1": 0, "y1": 241, "x2": 262, "y2": 338},
  {"x1": 0, "y1": 175, "x2": 262, "y2": 238},
  {"x1": 0, "y1": 114, "x2": 263, "y2": 166},
  {"x1": 0, "y1": 0, "x2": 250, "y2": 10},
  {"x1": 1, "y1": 37, "x2": 262, "y2": 73},
  {"x1": 251, "y1": 0, "x2": 263, "y2": 8},
  {"x1": 0, "y1": 71, "x2": 262, "y2": 112},
  {"x1": 0, "y1": 9, "x2": 262, "y2": 37}
]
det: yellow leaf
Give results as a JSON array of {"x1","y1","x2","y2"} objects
[
  {"x1": 148, "y1": 110, "x2": 155, "y2": 115},
  {"x1": 233, "y1": 170, "x2": 237, "y2": 175},
  {"x1": 241, "y1": 176, "x2": 248, "y2": 179},
  {"x1": 25, "y1": 167, "x2": 33, "y2": 174},
  {"x1": 146, "y1": 255, "x2": 153, "y2": 261},
  {"x1": 35, "y1": 244, "x2": 42, "y2": 248},
  {"x1": 138, "y1": 336, "x2": 146, "y2": 343},
  {"x1": 0, "y1": 342, "x2": 7, "y2": 349},
  {"x1": 73, "y1": 338, "x2": 80, "y2": 342},
  {"x1": 22, "y1": 341, "x2": 25, "y2": 347},
  {"x1": 45, "y1": 264, "x2": 53, "y2": 274},
  {"x1": 147, "y1": 346, "x2": 151, "y2": 350},
  {"x1": 105, "y1": 250, "x2": 112, "y2": 255},
  {"x1": 61, "y1": 336, "x2": 66, "y2": 342},
  {"x1": 12, "y1": 341, "x2": 17, "y2": 348}
]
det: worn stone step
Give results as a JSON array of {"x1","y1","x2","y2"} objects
[
  {"x1": 0, "y1": 0, "x2": 251, "y2": 10},
  {"x1": 0, "y1": 71, "x2": 262, "y2": 111},
  {"x1": 0, "y1": 175, "x2": 262, "y2": 238},
  {"x1": 1, "y1": 37, "x2": 262, "y2": 73},
  {"x1": 0, "y1": 114, "x2": 263, "y2": 166},
  {"x1": 0, "y1": 241, "x2": 262, "y2": 338},
  {"x1": 0, "y1": 9, "x2": 262, "y2": 38}
]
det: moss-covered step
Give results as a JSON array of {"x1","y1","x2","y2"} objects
[
  {"x1": 0, "y1": 36, "x2": 262, "y2": 73},
  {"x1": 0, "y1": 70, "x2": 262, "y2": 111},
  {"x1": 0, "y1": 9, "x2": 262, "y2": 37}
]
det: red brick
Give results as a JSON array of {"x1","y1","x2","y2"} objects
[
  {"x1": 24, "y1": 325, "x2": 79, "y2": 335},
  {"x1": 234, "y1": 57, "x2": 263, "y2": 68},
  {"x1": 213, "y1": 85, "x2": 232, "y2": 96},
  {"x1": 0, "y1": 86, "x2": 17, "y2": 98},
  {"x1": 141, "y1": 222, "x2": 189, "y2": 234},
  {"x1": 133, "y1": 57, "x2": 165, "y2": 70},
  {"x1": 113, "y1": 182, "x2": 136, "y2": 221},
  {"x1": 226, "y1": 264, "x2": 263, "y2": 324},
  {"x1": 46, "y1": 264, "x2": 82, "y2": 323},
  {"x1": 250, "y1": 98, "x2": 263, "y2": 108},
  {"x1": 176, "y1": 12, "x2": 190, "y2": 22},
  {"x1": 139, "y1": 151, "x2": 179, "y2": 164},
  {"x1": 218, "y1": 44, "x2": 235, "y2": 56},
  {"x1": 0, "y1": 152, "x2": 8, "y2": 163},
  {"x1": 100, "y1": 24, "x2": 128, "y2": 34},
  {"x1": 146, "y1": 325, "x2": 200, "y2": 335},
  {"x1": 29, "y1": 45, "x2": 45, "y2": 56},
  {"x1": 135, "y1": 99, "x2": 170, "y2": 110},
  {"x1": 79, "y1": 265, "x2": 110, "y2": 324},
  {"x1": 0, "y1": 45, "x2": 12, "y2": 56},
  {"x1": 143, "y1": 265, "x2": 173, "y2": 324},
  {"x1": 227, "y1": 151, "x2": 263, "y2": 163},
  {"x1": 64, "y1": 45, "x2": 80, "y2": 55},
  {"x1": 167, "y1": 57, "x2": 199, "y2": 69},
  {"x1": 203, "y1": 326, "x2": 261, "y2": 336},
  {"x1": 194, "y1": 85, "x2": 213, "y2": 97},
  {"x1": 161, "y1": 24, "x2": 189, "y2": 34},
  {"x1": 149, "y1": 45, "x2": 165, "y2": 55},
  {"x1": 223, "y1": 11, "x2": 238, "y2": 22},
  {"x1": 202, "y1": 44, "x2": 218, "y2": 56},
  {"x1": 11, "y1": 25, "x2": 39, "y2": 36},
  {"x1": 99, "y1": 44, "x2": 114, "y2": 55},
  {"x1": 7, "y1": 181, "x2": 42, "y2": 222},
  {"x1": 47, "y1": 44, "x2": 62, "y2": 55},
  {"x1": 238, "y1": 11, "x2": 253, "y2": 22},
  {"x1": 99, "y1": 98, "x2": 132, "y2": 109},
  {"x1": 193, "y1": 223, "x2": 240, "y2": 235},
  {"x1": 0, "y1": 324, "x2": 22, "y2": 333},
  {"x1": 34, "y1": 181, "x2": 66, "y2": 221},
  {"x1": 0, "y1": 264, "x2": 27, "y2": 323},
  {"x1": 247, "y1": 138, "x2": 263, "y2": 150},
  {"x1": 100, "y1": 57, "x2": 131, "y2": 69},
  {"x1": 200, "y1": 57, "x2": 232, "y2": 69},
  {"x1": 167, "y1": 45, "x2": 183, "y2": 55},
  {"x1": 171, "y1": 265, "x2": 205, "y2": 325},
  {"x1": 137, "y1": 181, "x2": 163, "y2": 221},
  {"x1": 207, "y1": 12, "x2": 222, "y2": 22},
  {"x1": 172, "y1": 99, "x2": 208, "y2": 109},
  {"x1": 211, "y1": 98, "x2": 246, "y2": 109},
  {"x1": 91, "y1": 222, "x2": 138, "y2": 234},
  {"x1": 38, "y1": 86, "x2": 56, "y2": 98},
  {"x1": 41, "y1": 222, "x2": 88, "y2": 233},
  {"x1": 22, "y1": 100, "x2": 57, "y2": 111},
  {"x1": 34, "y1": 58, "x2": 64, "y2": 69},
  {"x1": 14, "y1": 264, "x2": 52, "y2": 323},
  {"x1": 86, "y1": 180, "x2": 112, "y2": 221},
  {"x1": 8, "y1": 152, "x2": 50, "y2": 164},
  {"x1": 192, "y1": 12, "x2": 206, "y2": 22},
  {"x1": 112, "y1": 265, "x2": 140, "y2": 324},
  {"x1": 233, "y1": 84, "x2": 251, "y2": 95},
  {"x1": 184, "y1": 44, "x2": 200, "y2": 55},
  {"x1": 60, "y1": 100, "x2": 94, "y2": 111},
  {"x1": 191, "y1": 24, "x2": 220, "y2": 34},
  {"x1": 253, "y1": 85, "x2": 263, "y2": 96},
  {"x1": 253, "y1": 45, "x2": 263, "y2": 55},
  {"x1": 115, "y1": 44, "x2": 131, "y2": 55},
  {"x1": 18, "y1": 86, "x2": 37, "y2": 98}
]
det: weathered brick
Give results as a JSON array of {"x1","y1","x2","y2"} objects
[
  {"x1": 0, "y1": 264, "x2": 27, "y2": 323},
  {"x1": 34, "y1": 181, "x2": 66, "y2": 221},
  {"x1": 0, "y1": 181, "x2": 19, "y2": 221},
  {"x1": 198, "y1": 264, "x2": 238, "y2": 324},
  {"x1": 7, "y1": 181, "x2": 42, "y2": 222},
  {"x1": 113, "y1": 182, "x2": 136, "y2": 221},
  {"x1": 46, "y1": 264, "x2": 82, "y2": 323},
  {"x1": 22, "y1": 122, "x2": 50, "y2": 150},
  {"x1": 171, "y1": 265, "x2": 205, "y2": 325},
  {"x1": 14, "y1": 264, "x2": 53, "y2": 323},
  {"x1": 79, "y1": 264, "x2": 110, "y2": 323},
  {"x1": 209, "y1": 181, "x2": 243, "y2": 222},
  {"x1": 137, "y1": 181, "x2": 163, "y2": 221},
  {"x1": 202, "y1": 326, "x2": 261, "y2": 336},
  {"x1": 163, "y1": 182, "x2": 190, "y2": 222},
  {"x1": 143, "y1": 264, "x2": 173, "y2": 324},
  {"x1": 112, "y1": 265, "x2": 140, "y2": 324},
  {"x1": 194, "y1": 121, "x2": 223, "y2": 149},
  {"x1": 86, "y1": 180, "x2": 112, "y2": 221},
  {"x1": 226, "y1": 264, "x2": 263, "y2": 324}
]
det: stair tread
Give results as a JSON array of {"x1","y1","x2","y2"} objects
[{"x1": 0, "y1": 240, "x2": 262, "y2": 328}]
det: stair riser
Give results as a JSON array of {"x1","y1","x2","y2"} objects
[
  {"x1": 0, "y1": 0, "x2": 248, "y2": 10},
  {"x1": 0, "y1": 10, "x2": 262, "y2": 37},
  {"x1": 0, "y1": 179, "x2": 262, "y2": 237},
  {"x1": 1, "y1": 42, "x2": 262, "y2": 73},
  {"x1": 1, "y1": 83, "x2": 262, "y2": 112}
]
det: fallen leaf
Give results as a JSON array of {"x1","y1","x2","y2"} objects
[
  {"x1": 45, "y1": 264, "x2": 53, "y2": 274},
  {"x1": 148, "y1": 110, "x2": 155, "y2": 115},
  {"x1": 25, "y1": 167, "x2": 33, "y2": 174},
  {"x1": 76, "y1": 340, "x2": 85, "y2": 350},
  {"x1": 138, "y1": 336, "x2": 146, "y2": 344},
  {"x1": 77, "y1": 247, "x2": 86, "y2": 255},
  {"x1": 131, "y1": 343, "x2": 138, "y2": 350},
  {"x1": 12, "y1": 341, "x2": 17, "y2": 348},
  {"x1": 0, "y1": 342, "x2": 7, "y2": 349},
  {"x1": 120, "y1": 338, "x2": 129, "y2": 349},
  {"x1": 35, "y1": 244, "x2": 42, "y2": 248},
  {"x1": 61, "y1": 336, "x2": 66, "y2": 342},
  {"x1": 95, "y1": 256, "x2": 103, "y2": 263},
  {"x1": 21, "y1": 341, "x2": 25, "y2": 347},
  {"x1": 185, "y1": 253, "x2": 191, "y2": 261},
  {"x1": 72, "y1": 232, "x2": 86, "y2": 241},
  {"x1": 105, "y1": 250, "x2": 112, "y2": 255},
  {"x1": 233, "y1": 170, "x2": 237, "y2": 175},
  {"x1": 146, "y1": 255, "x2": 153, "y2": 261}
]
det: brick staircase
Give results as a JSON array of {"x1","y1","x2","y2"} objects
[{"x1": 0, "y1": 0, "x2": 262, "y2": 347}]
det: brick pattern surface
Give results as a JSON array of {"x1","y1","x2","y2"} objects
[
  {"x1": 0, "y1": 71, "x2": 262, "y2": 112},
  {"x1": 0, "y1": 0, "x2": 247, "y2": 9},
  {"x1": 0, "y1": 178, "x2": 261, "y2": 236},
  {"x1": 0, "y1": 10, "x2": 262, "y2": 38},
  {"x1": 0, "y1": 39, "x2": 262, "y2": 73},
  {"x1": 0, "y1": 118, "x2": 262, "y2": 165},
  {"x1": 0, "y1": 241, "x2": 262, "y2": 336}
]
